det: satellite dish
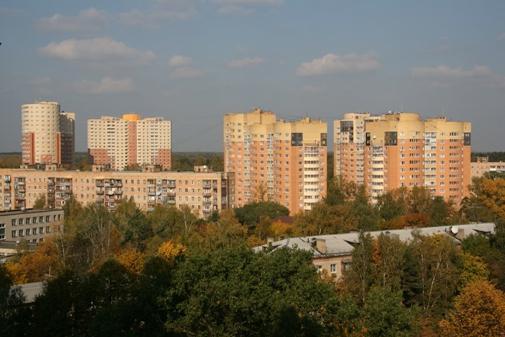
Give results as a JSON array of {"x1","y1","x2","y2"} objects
[{"x1": 450, "y1": 226, "x2": 458, "y2": 235}]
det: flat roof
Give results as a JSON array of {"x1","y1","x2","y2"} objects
[
  {"x1": 254, "y1": 223, "x2": 495, "y2": 257},
  {"x1": 0, "y1": 208, "x2": 64, "y2": 216}
]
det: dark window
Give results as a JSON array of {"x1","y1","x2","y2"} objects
[
  {"x1": 365, "y1": 132, "x2": 371, "y2": 146},
  {"x1": 320, "y1": 133, "x2": 327, "y2": 146},
  {"x1": 291, "y1": 133, "x2": 303, "y2": 146},
  {"x1": 464, "y1": 132, "x2": 471, "y2": 146},
  {"x1": 385, "y1": 132, "x2": 398, "y2": 146}
]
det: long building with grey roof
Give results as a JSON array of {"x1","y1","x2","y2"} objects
[{"x1": 254, "y1": 223, "x2": 495, "y2": 280}]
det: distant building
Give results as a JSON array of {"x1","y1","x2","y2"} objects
[
  {"x1": 88, "y1": 114, "x2": 172, "y2": 171},
  {"x1": 0, "y1": 208, "x2": 64, "y2": 244},
  {"x1": 334, "y1": 112, "x2": 471, "y2": 204},
  {"x1": 224, "y1": 108, "x2": 327, "y2": 214},
  {"x1": 0, "y1": 168, "x2": 232, "y2": 218},
  {"x1": 254, "y1": 223, "x2": 495, "y2": 280},
  {"x1": 21, "y1": 101, "x2": 75, "y2": 166},
  {"x1": 471, "y1": 156, "x2": 505, "y2": 178}
]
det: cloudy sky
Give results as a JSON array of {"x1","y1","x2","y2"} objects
[{"x1": 1, "y1": 0, "x2": 504, "y2": 152}]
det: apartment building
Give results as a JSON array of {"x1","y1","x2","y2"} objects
[
  {"x1": 334, "y1": 112, "x2": 471, "y2": 204},
  {"x1": 255, "y1": 223, "x2": 494, "y2": 281},
  {"x1": 88, "y1": 114, "x2": 171, "y2": 171},
  {"x1": 471, "y1": 156, "x2": 505, "y2": 178},
  {"x1": 0, "y1": 168, "x2": 232, "y2": 218},
  {"x1": 0, "y1": 208, "x2": 64, "y2": 244},
  {"x1": 21, "y1": 101, "x2": 75, "y2": 166},
  {"x1": 224, "y1": 108, "x2": 327, "y2": 214}
]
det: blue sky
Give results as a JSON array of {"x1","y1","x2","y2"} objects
[{"x1": 1, "y1": 0, "x2": 504, "y2": 152}]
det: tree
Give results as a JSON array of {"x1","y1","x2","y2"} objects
[
  {"x1": 462, "y1": 176, "x2": 505, "y2": 222},
  {"x1": 361, "y1": 287, "x2": 418, "y2": 337},
  {"x1": 457, "y1": 252, "x2": 489, "y2": 289},
  {"x1": 114, "y1": 198, "x2": 152, "y2": 250},
  {"x1": 376, "y1": 189, "x2": 408, "y2": 223},
  {"x1": 345, "y1": 186, "x2": 380, "y2": 231},
  {"x1": 165, "y1": 247, "x2": 343, "y2": 336},
  {"x1": 374, "y1": 234, "x2": 406, "y2": 292},
  {"x1": 33, "y1": 194, "x2": 46, "y2": 209},
  {"x1": 439, "y1": 280, "x2": 505, "y2": 337},
  {"x1": 403, "y1": 234, "x2": 459, "y2": 313},
  {"x1": 5, "y1": 239, "x2": 61, "y2": 283},
  {"x1": 234, "y1": 201, "x2": 289, "y2": 229},
  {"x1": 115, "y1": 247, "x2": 145, "y2": 274},
  {"x1": 344, "y1": 232, "x2": 375, "y2": 303}
]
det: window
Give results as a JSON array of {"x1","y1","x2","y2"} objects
[
  {"x1": 330, "y1": 264, "x2": 337, "y2": 273},
  {"x1": 18, "y1": 218, "x2": 23, "y2": 225}
]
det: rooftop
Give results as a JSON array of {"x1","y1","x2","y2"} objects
[{"x1": 254, "y1": 223, "x2": 495, "y2": 257}]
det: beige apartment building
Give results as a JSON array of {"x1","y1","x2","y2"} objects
[
  {"x1": 334, "y1": 112, "x2": 471, "y2": 204},
  {"x1": 224, "y1": 108, "x2": 327, "y2": 214},
  {"x1": 0, "y1": 168, "x2": 232, "y2": 218},
  {"x1": 88, "y1": 114, "x2": 172, "y2": 171},
  {"x1": 21, "y1": 101, "x2": 75, "y2": 166},
  {"x1": 471, "y1": 156, "x2": 505, "y2": 178}
]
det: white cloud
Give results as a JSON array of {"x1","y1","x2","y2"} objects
[
  {"x1": 39, "y1": 37, "x2": 155, "y2": 63},
  {"x1": 411, "y1": 65, "x2": 493, "y2": 79},
  {"x1": 170, "y1": 66, "x2": 204, "y2": 79},
  {"x1": 119, "y1": 0, "x2": 196, "y2": 27},
  {"x1": 37, "y1": 8, "x2": 106, "y2": 32},
  {"x1": 296, "y1": 53, "x2": 380, "y2": 76},
  {"x1": 411, "y1": 64, "x2": 505, "y2": 89},
  {"x1": 213, "y1": 0, "x2": 283, "y2": 5},
  {"x1": 169, "y1": 55, "x2": 192, "y2": 67},
  {"x1": 168, "y1": 55, "x2": 204, "y2": 78},
  {"x1": 213, "y1": 0, "x2": 282, "y2": 15},
  {"x1": 75, "y1": 77, "x2": 134, "y2": 94},
  {"x1": 227, "y1": 57, "x2": 264, "y2": 68}
]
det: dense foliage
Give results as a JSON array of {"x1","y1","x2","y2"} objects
[{"x1": 2, "y1": 161, "x2": 505, "y2": 336}]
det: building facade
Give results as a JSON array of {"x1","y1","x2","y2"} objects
[
  {"x1": 0, "y1": 208, "x2": 64, "y2": 244},
  {"x1": 0, "y1": 168, "x2": 232, "y2": 218},
  {"x1": 224, "y1": 108, "x2": 327, "y2": 214},
  {"x1": 471, "y1": 156, "x2": 505, "y2": 178},
  {"x1": 88, "y1": 114, "x2": 171, "y2": 171},
  {"x1": 21, "y1": 101, "x2": 75, "y2": 166},
  {"x1": 334, "y1": 112, "x2": 471, "y2": 204}
]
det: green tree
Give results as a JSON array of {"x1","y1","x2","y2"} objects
[
  {"x1": 234, "y1": 201, "x2": 289, "y2": 229},
  {"x1": 361, "y1": 287, "x2": 418, "y2": 337},
  {"x1": 344, "y1": 232, "x2": 375, "y2": 303},
  {"x1": 33, "y1": 194, "x2": 46, "y2": 209},
  {"x1": 165, "y1": 247, "x2": 343, "y2": 337},
  {"x1": 114, "y1": 198, "x2": 152, "y2": 250}
]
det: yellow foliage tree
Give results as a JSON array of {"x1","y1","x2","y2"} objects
[
  {"x1": 439, "y1": 280, "x2": 505, "y2": 337},
  {"x1": 115, "y1": 247, "x2": 145, "y2": 274},
  {"x1": 158, "y1": 240, "x2": 186, "y2": 262},
  {"x1": 5, "y1": 239, "x2": 60, "y2": 284}
]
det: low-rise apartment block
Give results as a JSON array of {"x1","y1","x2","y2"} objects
[
  {"x1": 224, "y1": 108, "x2": 327, "y2": 214},
  {"x1": 255, "y1": 223, "x2": 494, "y2": 281},
  {"x1": 0, "y1": 208, "x2": 64, "y2": 244},
  {"x1": 471, "y1": 156, "x2": 505, "y2": 178},
  {"x1": 0, "y1": 168, "x2": 233, "y2": 218}
]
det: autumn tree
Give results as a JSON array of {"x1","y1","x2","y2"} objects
[
  {"x1": 33, "y1": 194, "x2": 46, "y2": 209},
  {"x1": 439, "y1": 280, "x2": 505, "y2": 337}
]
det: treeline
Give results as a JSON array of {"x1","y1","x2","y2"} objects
[
  {"x1": 472, "y1": 151, "x2": 505, "y2": 162},
  {"x1": 1, "y1": 173, "x2": 505, "y2": 336}
]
